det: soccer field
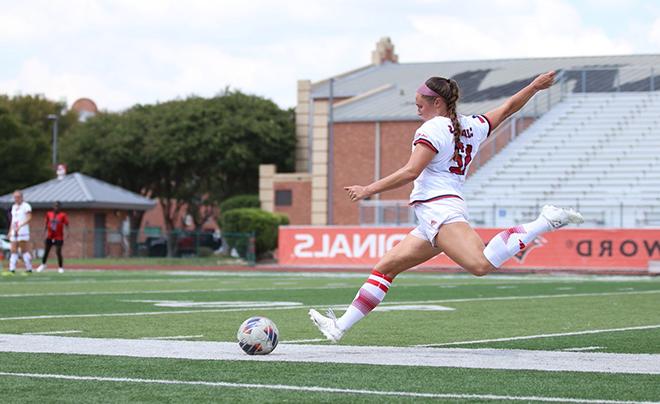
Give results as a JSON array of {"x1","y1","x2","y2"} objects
[{"x1": 0, "y1": 270, "x2": 659, "y2": 403}]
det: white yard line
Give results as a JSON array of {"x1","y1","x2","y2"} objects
[
  {"x1": 1, "y1": 289, "x2": 658, "y2": 322},
  {"x1": 279, "y1": 338, "x2": 326, "y2": 344},
  {"x1": 22, "y1": 330, "x2": 81, "y2": 335},
  {"x1": 417, "y1": 324, "x2": 660, "y2": 347},
  {"x1": 0, "y1": 372, "x2": 655, "y2": 403},
  {"x1": 0, "y1": 306, "x2": 304, "y2": 321},
  {"x1": 563, "y1": 346, "x2": 604, "y2": 352},
  {"x1": 0, "y1": 284, "x2": 430, "y2": 298},
  {"x1": 375, "y1": 289, "x2": 660, "y2": 306},
  {"x1": 0, "y1": 278, "x2": 202, "y2": 286},
  {"x1": 140, "y1": 335, "x2": 204, "y2": 340},
  {"x1": 0, "y1": 334, "x2": 658, "y2": 375}
]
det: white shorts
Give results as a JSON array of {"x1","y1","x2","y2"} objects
[
  {"x1": 9, "y1": 232, "x2": 30, "y2": 242},
  {"x1": 410, "y1": 197, "x2": 469, "y2": 247}
]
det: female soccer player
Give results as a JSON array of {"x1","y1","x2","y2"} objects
[
  {"x1": 309, "y1": 71, "x2": 583, "y2": 342},
  {"x1": 7, "y1": 190, "x2": 33, "y2": 274}
]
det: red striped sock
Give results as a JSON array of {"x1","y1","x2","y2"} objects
[{"x1": 336, "y1": 270, "x2": 393, "y2": 331}]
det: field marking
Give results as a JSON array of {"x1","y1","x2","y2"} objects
[
  {"x1": 0, "y1": 283, "x2": 483, "y2": 298},
  {"x1": 164, "y1": 271, "x2": 660, "y2": 282},
  {"x1": 417, "y1": 324, "x2": 660, "y2": 347},
  {"x1": 120, "y1": 300, "x2": 302, "y2": 309},
  {"x1": 22, "y1": 330, "x2": 81, "y2": 335},
  {"x1": 0, "y1": 372, "x2": 655, "y2": 403},
  {"x1": 0, "y1": 278, "x2": 204, "y2": 286},
  {"x1": 0, "y1": 306, "x2": 303, "y2": 321},
  {"x1": 0, "y1": 286, "x2": 339, "y2": 298},
  {"x1": 280, "y1": 338, "x2": 326, "y2": 344},
  {"x1": 140, "y1": 335, "x2": 204, "y2": 340},
  {"x1": 374, "y1": 305, "x2": 455, "y2": 312},
  {"x1": 1, "y1": 289, "x2": 659, "y2": 322},
  {"x1": 0, "y1": 334, "x2": 659, "y2": 375},
  {"x1": 563, "y1": 346, "x2": 604, "y2": 352},
  {"x1": 374, "y1": 289, "x2": 660, "y2": 307}
]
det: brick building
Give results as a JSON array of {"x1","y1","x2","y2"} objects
[
  {"x1": 259, "y1": 38, "x2": 660, "y2": 225},
  {"x1": 0, "y1": 173, "x2": 155, "y2": 258}
]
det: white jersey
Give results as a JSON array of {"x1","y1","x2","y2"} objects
[
  {"x1": 410, "y1": 114, "x2": 491, "y2": 204},
  {"x1": 10, "y1": 201, "x2": 32, "y2": 237}
]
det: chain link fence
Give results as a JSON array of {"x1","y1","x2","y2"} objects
[{"x1": 0, "y1": 228, "x2": 256, "y2": 265}]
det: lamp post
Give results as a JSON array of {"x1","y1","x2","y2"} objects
[{"x1": 47, "y1": 114, "x2": 58, "y2": 166}]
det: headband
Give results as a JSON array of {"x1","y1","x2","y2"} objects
[{"x1": 417, "y1": 83, "x2": 441, "y2": 97}]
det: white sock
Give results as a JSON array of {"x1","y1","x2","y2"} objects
[
  {"x1": 483, "y1": 215, "x2": 552, "y2": 268},
  {"x1": 9, "y1": 253, "x2": 18, "y2": 271},
  {"x1": 22, "y1": 252, "x2": 32, "y2": 271},
  {"x1": 336, "y1": 270, "x2": 393, "y2": 331}
]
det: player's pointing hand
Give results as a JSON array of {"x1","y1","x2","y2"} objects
[{"x1": 344, "y1": 185, "x2": 369, "y2": 202}]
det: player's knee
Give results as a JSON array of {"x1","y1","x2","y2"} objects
[
  {"x1": 465, "y1": 260, "x2": 493, "y2": 277},
  {"x1": 373, "y1": 260, "x2": 402, "y2": 279}
]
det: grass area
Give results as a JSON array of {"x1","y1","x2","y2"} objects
[
  {"x1": 0, "y1": 270, "x2": 659, "y2": 402},
  {"x1": 1, "y1": 353, "x2": 659, "y2": 403}
]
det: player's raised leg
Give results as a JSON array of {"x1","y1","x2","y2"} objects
[
  {"x1": 436, "y1": 205, "x2": 584, "y2": 275},
  {"x1": 482, "y1": 205, "x2": 583, "y2": 268},
  {"x1": 309, "y1": 234, "x2": 440, "y2": 342}
]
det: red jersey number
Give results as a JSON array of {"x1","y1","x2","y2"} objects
[{"x1": 449, "y1": 141, "x2": 473, "y2": 175}]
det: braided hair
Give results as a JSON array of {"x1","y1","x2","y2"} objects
[{"x1": 423, "y1": 77, "x2": 461, "y2": 157}]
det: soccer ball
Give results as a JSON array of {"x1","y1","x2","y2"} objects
[{"x1": 237, "y1": 316, "x2": 279, "y2": 355}]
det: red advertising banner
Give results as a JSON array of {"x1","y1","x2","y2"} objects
[{"x1": 278, "y1": 226, "x2": 660, "y2": 271}]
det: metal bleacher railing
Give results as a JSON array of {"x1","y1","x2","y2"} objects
[{"x1": 359, "y1": 67, "x2": 660, "y2": 228}]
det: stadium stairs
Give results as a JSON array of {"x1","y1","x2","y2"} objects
[{"x1": 464, "y1": 92, "x2": 660, "y2": 228}]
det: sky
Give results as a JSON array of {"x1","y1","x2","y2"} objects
[{"x1": 1, "y1": 0, "x2": 659, "y2": 112}]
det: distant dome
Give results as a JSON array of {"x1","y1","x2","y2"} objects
[{"x1": 71, "y1": 98, "x2": 98, "y2": 122}]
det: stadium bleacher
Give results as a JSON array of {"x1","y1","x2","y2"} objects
[{"x1": 464, "y1": 92, "x2": 660, "y2": 228}]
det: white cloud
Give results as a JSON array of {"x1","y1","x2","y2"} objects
[
  {"x1": 0, "y1": 57, "x2": 135, "y2": 109},
  {"x1": 400, "y1": 0, "x2": 632, "y2": 61},
  {"x1": 650, "y1": 18, "x2": 660, "y2": 46},
  {"x1": 0, "y1": 0, "x2": 650, "y2": 112}
]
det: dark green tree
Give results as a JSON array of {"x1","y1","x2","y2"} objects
[
  {"x1": 0, "y1": 107, "x2": 51, "y2": 195},
  {"x1": 64, "y1": 91, "x2": 295, "y2": 257},
  {"x1": 0, "y1": 94, "x2": 78, "y2": 165}
]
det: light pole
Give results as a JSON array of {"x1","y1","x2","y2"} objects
[{"x1": 47, "y1": 114, "x2": 58, "y2": 167}]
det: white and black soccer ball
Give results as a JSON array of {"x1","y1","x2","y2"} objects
[{"x1": 237, "y1": 316, "x2": 279, "y2": 355}]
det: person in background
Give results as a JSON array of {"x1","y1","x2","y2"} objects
[
  {"x1": 7, "y1": 190, "x2": 33, "y2": 274},
  {"x1": 37, "y1": 201, "x2": 69, "y2": 274}
]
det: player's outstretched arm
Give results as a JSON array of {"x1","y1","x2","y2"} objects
[
  {"x1": 344, "y1": 145, "x2": 435, "y2": 202},
  {"x1": 485, "y1": 70, "x2": 555, "y2": 131}
]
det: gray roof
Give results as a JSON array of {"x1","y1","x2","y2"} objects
[
  {"x1": 0, "y1": 173, "x2": 156, "y2": 210},
  {"x1": 313, "y1": 54, "x2": 660, "y2": 122}
]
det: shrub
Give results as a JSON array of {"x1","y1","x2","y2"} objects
[
  {"x1": 274, "y1": 212, "x2": 290, "y2": 226},
  {"x1": 219, "y1": 194, "x2": 260, "y2": 214},
  {"x1": 221, "y1": 208, "x2": 284, "y2": 256}
]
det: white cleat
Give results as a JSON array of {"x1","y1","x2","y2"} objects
[
  {"x1": 36, "y1": 264, "x2": 46, "y2": 273},
  {"x1": 541, "y1": 205, "x2": 584, "y2": 229},
  {"x1": 58, "y1": 267, "x2": 64, "y2": 274},
  {"x1": 308, "y1": 308, "x2": 344, "y2": 343}
]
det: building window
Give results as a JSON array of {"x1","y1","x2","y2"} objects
[{"x1": 275, "y1": 189, "x2": 292, "y2": 206}]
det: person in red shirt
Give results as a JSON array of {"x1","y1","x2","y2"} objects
[{"x1": 37, "y1": 201, "x2": 69, "y2": 273}]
